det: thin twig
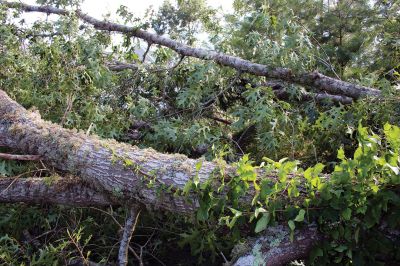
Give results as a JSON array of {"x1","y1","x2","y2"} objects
[
  {"x1": 67, "y1": 229, "x2": 89, "y2": 266},
  {"x1": 201, "y1": 70, "x2": 242, "y2": 108},
  {"x1": 220, "y1": 251, "x2": 228, "y2": 264},
  {"x1": 128, "y1": 246, "x2": 143, "y2": 266},
  {"x1": 60, "y1": 93, "x2": 74, "y2": 126},
  {"x1": 89, "y1": 207, "x2": 123, "y2": 229},
  {"x1": 141, "y1": 42, "x2": 152, "y2": 63}
]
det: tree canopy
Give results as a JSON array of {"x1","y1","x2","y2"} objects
[{"x1": 0, "y1": 0, "x2": 399, "y2": 265}]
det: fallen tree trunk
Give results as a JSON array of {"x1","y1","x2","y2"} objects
[
  {"x1": 0, "y1": 88, "x2": 219, "y2": 213},
  {"x1": 0, "y1": 1, "x2": 381, "y2": 99},
  {"x1": 0, "y1": 177, "x2": 113, "y2": 206}
]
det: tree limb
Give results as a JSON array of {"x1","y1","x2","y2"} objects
[
  {"x1": 118, "y1": 207, "x2": 141, "y2": 266},
  {"x1": 0, "y1": 177, "x2": 114, "y2": 206},
  {"x1": 0, "y1": 88, "x2": 220, "y2": 213},
  {"x1": 0, "y1": 1, "x2": 381, "y2": 99},
  {"x1": 272, "y1": 88, "x2": 353, "y2": 105},
  {"x1": 0, "y1": 152, "x2": 41, "y2": 161}
]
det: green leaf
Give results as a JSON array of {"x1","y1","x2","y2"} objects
[
  {"x1": 384, "y1": 123, "x2": 400, "y2": 150},
  {"x1": 294, "y1": 209, "x2": 306, "y2": 222},
  {"x1": 314, "y1": 163, "x2": 325, "y2": 174},
  {"x1": 288, "y1": 220, "x2": 295, "y2": 231},
  {"x1": 195, "y1": 160, "x2": 203, "y2": 172},
  {"x1": 310, "y1": 247, "x2": 323, "y2": 262},
  {"x1": 182, "y1": 180, "x2": 193, "y2": 195},
  {"x1": 335, "y1": 245, "x2": 347, "y2": 252},
  {"x1": 342, "y1": 208, "x2": 352, "y2": 220},
  {"x1": 337, "y1": 147, "x2": 345, "y2": 160},
  {"x1": 255, "y1": 212, "x2": 270, "y2": 233},
  {"x1": 227, "y1": 208, "x2": 243, "y2": 228},
  {"x1": 304, "y1": 167, "x2": 312, "y2": 181},
  {"x1": 254, "y1": 207, "x2": 267, "y2": 218},
  {"x1": 237, "y1": 155, "x2": 257, "y2": 182},
  {"x1": 260, "y1": 179, "x2": 273, "y2": 200}
]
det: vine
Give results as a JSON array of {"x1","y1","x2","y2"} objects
[{"x1": 178, "y1": 122, "x2": 400, "y2": 264}]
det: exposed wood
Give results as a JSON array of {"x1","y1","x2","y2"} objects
[{"x1": 0, "y1": 1, "x2": 381, "y2": 99}]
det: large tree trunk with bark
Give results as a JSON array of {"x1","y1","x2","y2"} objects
[{"x1": 0, "y1": 89, "x2": 220, "y2": 213}]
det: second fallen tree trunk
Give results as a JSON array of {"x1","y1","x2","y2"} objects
[
  {"x1": 0, "y1": 88, "x2": 223, "y2": 213},
  {"x1": 0, "y1": 177, "x2": 113, "y2": 207}
]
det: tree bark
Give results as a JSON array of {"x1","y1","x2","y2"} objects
[
  {"x1": 118, "y1": 208, "x2": 140, "y2": 266},
  {"x1": 272, "y1": 87, "x2": 353, "y2": 105},
  {"x1": 229, "y1": 225, "x2": 322, "y2": 266},
  {"x1": 0, "y1": 152, "x2": 41, "y2": 161},
  {"x1": 0, "y1": 1, "x2": 381, "y2": 99},
  {"x1": 0, "y1": 89, "x2": 220, "y2": 213},
  {"x1": 0, "y1": 177, "x2": 113, "y2": 206}
]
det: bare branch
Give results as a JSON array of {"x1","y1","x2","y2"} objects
[
  {"x1": 141, "y1": 42, "x2": 151, "y2": 63},
  {"x1": 0, "y1": 152, "x2": 41, "y2": 161},
  {"x1": 105, "y1": 61, "x2": 139, "y2": 71},
  {"x1": 207, "y1": 115, "x2": 232, "y2": 125},
  {"x1": 272, "y1": 88, "x2": 353, "y2": 105},
  {"x1": 118, "y1": 207, "x2": 141, "y2": 266}
]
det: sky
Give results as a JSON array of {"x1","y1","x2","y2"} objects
[{"x1": 20, "y1": 0, "x2": 234, "y2": 22}]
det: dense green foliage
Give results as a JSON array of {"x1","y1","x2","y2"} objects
[{"x1": 0, "y1": 0, "x2": 399, "y2": 265}]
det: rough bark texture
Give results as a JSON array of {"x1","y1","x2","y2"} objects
[
  {"x1": 230, "y1": 225, "x2": 322, "y2": 266},
  {"x1": 0, "y1": 89, "x2": 219, "y2": 213},
  {"x1": 1, "y1": 1, "x2": 381, "y2": 99},
  {"x1": 0, "y1": 152, "x2": 41, "y2": 160},
  {"x1": 118, "y1": 208, "x2": 139, "y2": 266},
  {"x1": 0, "y1": 177, "x2": 113, "y2": 206},
  {"x1": 273, "y1": 88, "x2": 353, "y2": 105}
]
